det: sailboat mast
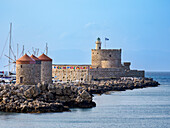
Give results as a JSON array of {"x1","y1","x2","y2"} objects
[
  {"x1": 9, "y1": 23, "x2": 12, "y2": 73},
  {"x1": 17, "y1": 43, "x2": 19, "y2": 59},
  {"x1": 46, "y1": 43, "x2": 48, "y2": 55}
]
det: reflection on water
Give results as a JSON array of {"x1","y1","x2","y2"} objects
[
  {"x1": 0, "y1": 72, "x2": 170, "y2": 128},
  {"x1": 0, "y1": 112, "x2": 19, "y2": 120}
]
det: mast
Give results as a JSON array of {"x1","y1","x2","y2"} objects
[
  {"x1": 46, "y1": 43, "x2": 48, "y2": 55},
  {"x1": 17, "y1": 43, "x2": 19, "y2": 59},
  {"x1": 22, "y1": 45, "x2": 25, "y2": 56},
  {"x1": 9, "y1": 23, "x2": 12, "y2": 73}
]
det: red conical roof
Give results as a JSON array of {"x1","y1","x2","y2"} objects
[
  {"x1": 38, "y1": 53, "x2": 52, "y2": 61},
  {"x1": 30, "y1": 54, "x2": 40, "y2": 61},
  {"x1": 16, "y1": 54, "x2": 35, "y2": 64}
]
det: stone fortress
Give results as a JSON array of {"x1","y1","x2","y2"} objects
[
  {"x1": 16, "y1": 53, "x2": 52, "y2": 85},
  {"x1": 52, "y1": 38, "x2": 144, "y2": 83}
]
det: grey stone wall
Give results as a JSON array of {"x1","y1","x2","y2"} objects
[
  {"x1": 16, "y1": 64, "x2": 35, "y2": 85},
  {"x1": 123, "y1": 70, "x2": 145, "y2": 77},
  {"x1": 91, "y1": 49, "x2": 121, "y2": 68},
  {"x1": 52, "y1": 65, "x2": 145, "y2": 82},
  {"x1": 89, "y1": 68, "x2": 144, "y2": 79},
  {"x1": 89, "y1": 68, "x2": 123, "y2": 79},
  {"x1": 52, "y1": 65, "x2": 90, "y2": 82},
  {"x1": 41, "y1": 61, "x2": 52, "y2": 84},
  {"x1": 34, "y1": 64, "x2": 41, "y2": 84}
]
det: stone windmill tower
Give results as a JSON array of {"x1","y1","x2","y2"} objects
[
  {"x1": 38, "y1": 53, "x2": 52, "y2": 84},
  {"x1": 16, "y1": 54, "x2": 35, "y2": 85},
  {"x1": 30, "y1": 54, "x2": 41, "y2": 84}
]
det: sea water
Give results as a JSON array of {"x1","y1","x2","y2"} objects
[{"x1": 0, "y1": 72, "x2": 170, "y2": 128}]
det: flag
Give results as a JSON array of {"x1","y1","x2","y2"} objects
[
  {"x1": 57, "y1": 67, "x2": 61, "y2": 69},
  {"x1": 67, "y1": 67, "x2": 70, "y2": 69},
  {"x1": 105, "y1": 38, "x2": 109, "y2": 41},
  {"x1": 63, "y1": 67, "x2": 66, "y2": 69}
]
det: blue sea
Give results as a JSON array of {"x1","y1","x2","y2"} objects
[{"x1": 0, "y1": 72, "x2": 170, "y2": 128}]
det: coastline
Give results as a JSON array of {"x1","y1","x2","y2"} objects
[{"x1": 0, "y1": 77, "x2": 159, "y2": 113}]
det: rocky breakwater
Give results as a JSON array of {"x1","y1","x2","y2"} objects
[
  {"x1": 0, "y1": 83, "x2": 96, "y2": 113},
  {"x1": 78, "y1": 77, "x2": 160, "y2": 94}
]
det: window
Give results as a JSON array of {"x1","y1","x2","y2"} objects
[
  {"x1": 20, "y1": 77, "x2": 23, "y2": 83},
  {"x1": 21, "y1": 65, "x2": 22, "y2": 68},
  {"x1": 99, "y1": 47, "x2": 101, "y2": 49},
  {"x1": 109, "y1": 55, "x2": 111, "y2": 57}
]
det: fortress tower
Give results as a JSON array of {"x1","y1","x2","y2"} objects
[
  {"x1": 30, "y1": 54, "x2": 41, "y2": 84},
  {"x1": 91, "y1": 38, "x2": 122, "y2": 68},
  {"x1": 16, "y1": 54, "x2": 35, "y2": 85},
  {"x1": 95, "y1": 37, "x2": 101, "y2": 49},
  {"x1": 38, "y1": 53, "x2": 52, "y2": 84}
]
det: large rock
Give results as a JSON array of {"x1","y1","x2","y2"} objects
[
  {"x1": 24, "y1": 85, "x2": 41, "y2": 98},
  {"x1": 0, "y1": 82, "x2": 96, "y2": 113},
  {"x1": 55, "y1": 86, "x2": 63, "y2": 95}
]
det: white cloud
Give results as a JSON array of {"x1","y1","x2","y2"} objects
[
  {"x1": 84, "y1": 22, "x2": 96, "y2": 28},
  {"x1": 58, "y1": 32, "x2": 68, "y2": 39}
]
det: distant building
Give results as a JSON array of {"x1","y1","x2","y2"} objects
[
  {"x1": 38, "y1": 53, "x2": 52, "y2": 84},
  {"x1": 52, "y1": 38, "x2": 144, "y2": 82},
  {"x1": 30, "y1": 54, "x2": 41, "y2": 84},
  {"x1": 16, "y1": 53, "x2": 52, "y2": 85},
  {"x1": 16, "y1": 54, "x2": 36, "y2": 85}
]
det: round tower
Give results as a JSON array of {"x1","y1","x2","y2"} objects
[
  {"x1": 95, "y1": 37, "x2": 101, "y2": 50},
  {"x1": 30, "y1": 54, "x2": 41, "y2": 84},
  {"x1": 16, "y1": 54, "x2": 35, "y2": 85},
  {"x1": 38, "y1": 53, "x2": 52, "y2": 84}
]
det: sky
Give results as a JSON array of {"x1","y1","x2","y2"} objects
[{"x1": 0, "y1": 0, "x2": 170, "y2": 72}]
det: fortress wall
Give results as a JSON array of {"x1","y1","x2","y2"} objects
[
  {"x1": 89, "y1": 68, "x2": 145, "y2": 79},
  {"x1": 89, "y1": 68, "x2": 123, "y2": 79},
  {"x1": 101, "y1": 60, "x2": 112, "y2": 68},
  {"x1": 124, "y1": 70, "x2": 145, "y2": 77},
  {"x1": 91, "y1": 49, "x2": 102, "y2": 68},
  {"x1": 91, "y1": 49, "x2": 121, "y2": 68},
  {"x1": 100, "y1": 49, "x2": 121, "y2": 68},
  {"x1": 52, "y1": 65, "x2": 90, "y2": 82}
]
